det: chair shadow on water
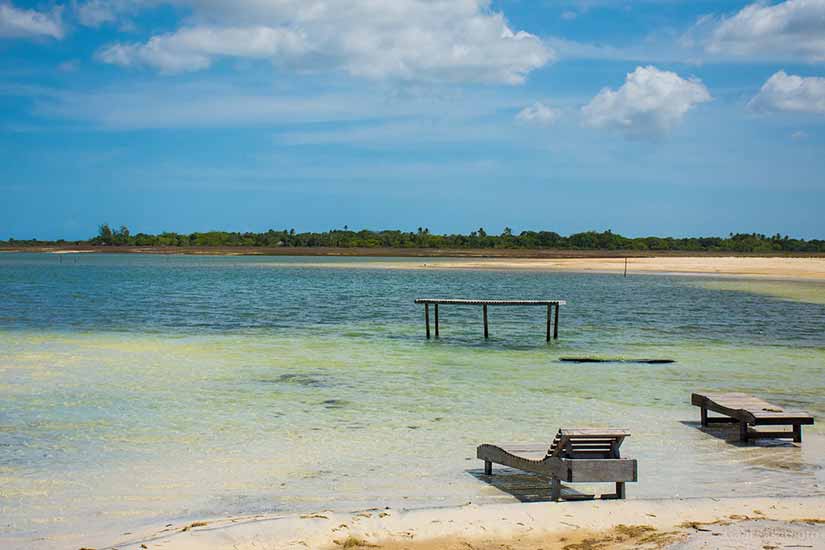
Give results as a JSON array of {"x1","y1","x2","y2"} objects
[
  {"x1": 467, "y1": 468, "x2": 557, "y2": 503},
  {"x1": 468, "y1": 468, "x2": 610, "y2": 502},
  {"x1": 680, "y1": 420, "x2": 818, "y2": 478},
  {"x1": 680, "y1": 420, "x2": 796, "y2": 448}
]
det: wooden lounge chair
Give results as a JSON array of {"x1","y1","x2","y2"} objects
[
  {"x1": 691, "y1": 392, "x2": 814, "y2": 443},
  {"x1": 477, "y1": 429, "x2": 637, "y2": 501}
]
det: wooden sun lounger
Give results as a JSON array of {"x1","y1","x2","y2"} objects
[
  {"x1": 477, "y1": 429, "x2": 637, "y2": 501},
  {"x1": 691, "y1": 392, "x2": 814, "y2": 443}
]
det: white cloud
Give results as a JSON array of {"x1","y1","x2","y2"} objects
[
  {"x1": 516, "y1": 102, "x2": 560, "y2": 126},
  {"x1": 748, "y1": 71, "x2": 825, "y2": 114},
  {"x1": 704, "y1": 0, "x2": 825, "y2": 62},
  {"x1": 96, "y1": 0, "x2": 553, "y2": 84},
  {"x1": 98, "y1": 26, "x2": 309, "y2": 73},
  {"x1": 73, "y1": 0, "x2": 155, "y2": 28},
  {"x1": 74, "y1": 0, "x2": 122, "y2": 27},
  {"x1": 24, "y1": 78, "x2": 522, "y2": 130},
  {"x1": 582, "y1": 65, "x2": 711, "y2": 139},
  {"x1": 791, "y1": 130, "x2": 809, "y2": 139},
  {"x1": 0, "y1": 2, "x2": 63, "y2": 39}
]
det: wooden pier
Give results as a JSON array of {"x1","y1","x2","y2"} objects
[{"x1": 414, "y1": 299, "x2": 566, "y2": 341}]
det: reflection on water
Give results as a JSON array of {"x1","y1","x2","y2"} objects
[{"x1": 0, "y1": 253, "x2": 824, "y2": 549}]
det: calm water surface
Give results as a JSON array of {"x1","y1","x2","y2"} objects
[{"x1": 1, "y1": 253, "x2": 824, "y2": 549}]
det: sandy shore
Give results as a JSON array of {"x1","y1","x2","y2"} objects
[
  {"x1": 426, "y1": 256, "x2": 825, "y2": 280},
  {"x1": 5, "y1": 247, "x2": 825, "y2": 280},
  {"x1": 453, "y1": 256, "x2": 825, "y2": 279},
  {"x1": 83, "y1": 496, "x2": 825, "y2": 550},
  {"x1": 278, "y1": 256, "x2": 825, "y2": 281}
]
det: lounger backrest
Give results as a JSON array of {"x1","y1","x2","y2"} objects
[
  {"x1": 548, "y1": 429, "x2": 630, "y2": 459},
  {"x1": 692, "y1": 392, "x2": 769, "y2": 424}
]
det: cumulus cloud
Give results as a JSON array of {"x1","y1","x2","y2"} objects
[
  {"x1": 0, "y1": 2, "x2": 63, "y2": 39},
  {"x1": 582, "y1": 65, "x2": 711, "y2": 139},
  {"x1": 748, "y1": 71, "x2": 825, "y2": 114},
  {"x1": 98, "y1": 26, "x2": 309, "y2": 73},
  {"x1": 516, "y1": 102, "x2": 560, "y2": 126},
  {"x1": 704, "y1": 0, "x2": 825, "y2": 62},
  {"x1": 96, "y1": 0, "x2": 553, "y2": 83},
  {"x1": 74, "y1": 0, "x2": 123, "y2": 27}
]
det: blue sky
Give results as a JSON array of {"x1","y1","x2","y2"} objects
[{"x1": 1, "y1": 0, "x2": 824, "y2": 240}]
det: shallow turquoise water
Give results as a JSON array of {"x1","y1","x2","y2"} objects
[{"x1": 1, "y1": 253, "x2": 824, "y2": 548}]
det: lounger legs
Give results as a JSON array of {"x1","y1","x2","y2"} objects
[
  {"x1": 484, "y1": 460, "x2": 492, "y2": 475},
  {"x1": 548, "y1": 480, "x2": 624, "y2": 501},
  {"x1": 700, "y1": 407, "x2": 708, "y2": 427},
  {"x1": 550, "y1": 477, "x2": 561, "y2": 502},
  {"x1": 738, "y1": 423, "x2": 803, "y2": 443},
  {"x1": 600, "y1": 482, "x2": 626, "y2": 500}
]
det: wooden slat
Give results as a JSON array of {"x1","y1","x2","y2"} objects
[
  {"x1": 561, "y1": 429, "x2": 631, "y2": 437},
  {"x1": 415, "y1": 299, "x2": 566, "y2": 306},
  {"x1": 498, "y1": 444, "x2": 551, "y2": 453},
  {"x1": 751, "y1": 416, "x2": 814, "y2": 425},
  {"x1": 747, "y1": 430, "x2": 797, "y2": 439},
  {"x1": 566, "y1": 459, "x2": 638, "y2": 483}
]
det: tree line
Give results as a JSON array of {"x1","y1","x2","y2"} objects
[{"x1": 2, "y1": 224, "x2": 825, "y2": 253}]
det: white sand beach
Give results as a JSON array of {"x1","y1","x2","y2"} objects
[{"x1": 89, "y1": 496, "x2": 825, "y2": 550}]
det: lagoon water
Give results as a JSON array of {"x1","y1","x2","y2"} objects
[{"x1": 1, "y1": 253, "x2": 824, "y2": 548}]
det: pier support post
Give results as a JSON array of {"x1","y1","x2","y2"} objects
[
  {"x1": 483, "y1": 304, "x2": 489, "y2": 339},
  {"x1": 553, "y1": 303, "x2": 560, "y2": 340},
  {"x1": 546, "y1": 304, "x2": 551, "y2": 342},
  {"x1": 435, "y1": 304, "x2": 439, "y2": 338},
  {"x1": 425, "y1": 303, "x2": 430, "y2": 339}
]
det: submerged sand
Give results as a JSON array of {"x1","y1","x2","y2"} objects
[
  {"x1": 287, "y1": 257, "x2": 825, "y2": 281},
  {"x1": 84, "y1": 496, "x2": 825, "y2": 550}
]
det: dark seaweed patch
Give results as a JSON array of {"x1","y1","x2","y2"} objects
[
  {"x1": 559, "y1": 357, "x2": 675, "y2": 364},
  {"x1": 321, "y1": 399, "x2": 349, "y2": 409},
  {"x1": 260, "y1": 373, "x2": 329, "y2": 387}
]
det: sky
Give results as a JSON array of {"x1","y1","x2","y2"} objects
[{"x1": 1, "y1": 0, "x2": 824, "y2": 240}]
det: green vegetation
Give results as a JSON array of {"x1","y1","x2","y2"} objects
[{"x1": 1, "y1": 224, "x2": 824, "y2": 253}]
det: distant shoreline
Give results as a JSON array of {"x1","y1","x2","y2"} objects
[
  {"x1": 3, "y1": 245, "x2": 825, "y2": 259},
  {"x1": 4, "y1": 246, "x2": 825, "y2": 280}
]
